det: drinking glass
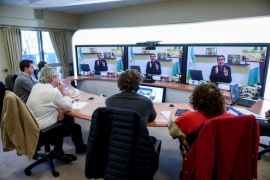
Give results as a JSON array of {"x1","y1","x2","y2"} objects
[{"x1": 67, "y1": 88, "x2": 74, "y2": 96}]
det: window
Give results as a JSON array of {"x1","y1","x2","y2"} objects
[{"x1": 21, "y1": 30, "x2": 61, "y2": 77}]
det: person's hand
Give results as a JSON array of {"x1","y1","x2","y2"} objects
[
  {"x1": 223, "y1": 67, "x2": 228, "y2": 76},
  {"x1": 102, "y1": 61, "x2": 105, "y2": 67},
  {"x1": 57, "y1": 82, "x2": 65, "y2": 92},
  {"x1": 266, "y1": 111, "x2": 270, "y2": 117},
  {"x1": 155, "y1": 63, "x2": 159, "y2": 70},
  {"x1": 169, "y1": 108, "x2": 177, "y2": 121},
  {"x1": 215, "y1": 66, "x2": 218, "y2": 74},
  {"x1": 149, "y1": 63, "x2": 152, "y2": 68},
  {"x1": 57, "y1": 111, "x2": 64, "y2": 121}
]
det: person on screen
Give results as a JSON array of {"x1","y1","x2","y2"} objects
[
  {"x1": 106, "y1": 70, "x2": 157, "y2": 124},
  {"x1": 94, "y1": 53, "x2": 108, "y2": 72},
  {"x1": 168, "y1": 83, "x2": 231, "y2": 156},
  {"x1": 209, "y1": 55, "x2": 232, "y2": 83},
  {"x1": 146, "y1": 53, "x2": 162, "y2": 75}
]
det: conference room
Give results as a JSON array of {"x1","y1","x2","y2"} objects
[{"x1": 1, "y1": 0, "x2": 270, "y2": 179}]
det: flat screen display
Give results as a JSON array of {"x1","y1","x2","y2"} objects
[
  {"x1": 75, "y1": 45, "x2": 125, "y2": 75},
  {"x1": 185, "y1": 45, "x2": 268, "y2": 96},
  {"x1": 128, "y1": 46, "x2": 183, "y2": 76},
  {"x1": 137, "y1": 84, "x2": 166, "y2": 103}
]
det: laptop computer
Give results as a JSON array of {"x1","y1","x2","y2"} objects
[
  {"x1": 80, "y1": 64, "x2": 91, "y2": 72},
  {"x1": 130, "y1": 65, "x2": 141, "y2": 73},
  {"x1": 189, "y1": 70, "x2": 203, "y2": 81},
  {"x1": 230, "y1": 84, "x2": 256, "y2": 107}
]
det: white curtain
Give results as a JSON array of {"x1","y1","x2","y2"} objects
[
  {"x1": 2, "y1": 27, "x2": 22, "y2": 74},
  {"x1": 49, "y1": 30, "x2": 69, "y2": 77}
]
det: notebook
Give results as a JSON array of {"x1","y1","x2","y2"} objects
[
  {"x1": 189, "y1": 70, "x2": 203, "y2": 81},
  {"x1": 230, "y1": 84, "x2": 256, "y2": 107}
]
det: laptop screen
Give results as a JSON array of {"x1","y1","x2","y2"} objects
[
  {"x1": 230, "y1": 84, "x2": 239, "y2": 103},
  {"x1": 137, "y1": 84, "x2": 166, "y2": 103}
]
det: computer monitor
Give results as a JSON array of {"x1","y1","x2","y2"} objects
[
  {"x1": 80, "y1": 64, "x2": 91, "y2": 72},
  {"x1": 130, "y1": 65, "x2": 141, "y2": 73},
  {"x1": 137, "y1": 84, "x2": 166, "y2": 103},
  {"x1": 189, "y1": 70, "x2": 203, "y2": 81},
  {"x1": 230, "y1": 84, "x2": 239, "y2": 102}
]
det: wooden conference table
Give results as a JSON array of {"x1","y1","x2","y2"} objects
[{"x1": 62, "y1": 76, "x2": 270, "y2": 127}]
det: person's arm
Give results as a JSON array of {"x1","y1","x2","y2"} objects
[
  {"x1": 155, "y1": 62, "x2": 162, "y2": 75},
  {"x1": 54, "y1": 82, "x2": 72, "y2": 112},
  {"x1": 94, "y1": 60, "x2": 99, "y2": 71},
  {"x1": 148, "y1": 102, "x2": 157, "y2": 122},
  {"x1": 146, "y1": 62, "x2": 151, "y2": 74},
  {"x1": 101, "y1": 60, "x2": 108, "y2": 71},
  {"x1": 209, "y1": 66, "x2": 218, "y2": 82},
  {"x1": 223, "y1": 66, "x2": 232, "y2": 83}
]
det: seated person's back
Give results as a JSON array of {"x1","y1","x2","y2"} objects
[{"x1": 106, "y1": 70, "x2": 156, "y2": 124}]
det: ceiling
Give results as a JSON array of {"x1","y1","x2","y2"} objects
[{"x1": 0, "y1": 0, "x2": 168, "y2": 14}]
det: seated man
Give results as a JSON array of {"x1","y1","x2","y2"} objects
[
  {"x1": 14, "y1": 59, "x2": 37, "y2": 103},
  {"x1": 146, "y1": 53, "x2": 162, "y2": 75},
  {"x1": 94, "y1": 53, "x2": 108, "y2": 72},
  {"x1": 26, "y1": 67, "x2": 86, "y2": 154},
  {"x1": 37, "y1": 61, "x2": 48, "y2": 79},
  {"x1": 209, "y1": 55, "x2": 232, "y2": 83},
  {"x1": 106, "y1": 70, "x2": 157, "y2": 124}
]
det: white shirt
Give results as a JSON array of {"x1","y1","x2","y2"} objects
[{"x1": 26, "y1": 83, "x2": 72, "y2": 129}]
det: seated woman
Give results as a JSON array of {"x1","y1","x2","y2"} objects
[{"x1": 168, "y1": 83, "x2": 231, "y2": 156}]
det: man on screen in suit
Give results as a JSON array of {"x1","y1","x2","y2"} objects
[
  {"x1": 94, "y1": 53, "x2": 108, "y2": 72},
  {"x1": 14, "y1": 59, "x2": 38, "y2": 103},
  {"x1": 209, "y1": 55, "x2": 232, "y2": 83},
  {"x1": 146, "y1": 53, "x2": 162, "y2": 75}
]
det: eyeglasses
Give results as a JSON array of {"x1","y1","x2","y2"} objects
[
  {"x1": 150, "y1": 56, "x2": 155, "y2": 58},
  {"x1": 98, "y1": 54, "x2": 102, "y2": 56},
  {"x1": 217, "y1": 58, "x2": 224, "y2": 61}
]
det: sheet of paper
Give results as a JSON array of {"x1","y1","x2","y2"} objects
[
  {"x1": 161, "y1": 111, "x2": 171, "y2": 121},
  {"x1": 233, "y1": 107, "x2": 261, "y2": 118},
  {"x1": 72, "y1": 102, "x2": 88, "y2": 109}
]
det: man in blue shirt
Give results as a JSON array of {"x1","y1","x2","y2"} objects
[{"x1": 146, "y1": 53, "x2": 162, "y2": 75}]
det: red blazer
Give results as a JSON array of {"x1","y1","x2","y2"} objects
[{"x1": 182, "y1": 115, "x2": 259, "y2": 180}]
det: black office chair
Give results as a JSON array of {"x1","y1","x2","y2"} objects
[
  {"x1": 0, "y1": 81, "x2": 7, "y2": 121},
  {"x1": 1, "y1": 90, "x2": 76, "y2": 177},
  {"x1": 85, "y1": 107, "x2": 161, "y2": 180}
]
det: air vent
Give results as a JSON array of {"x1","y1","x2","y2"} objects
[{"x1": 34, "y1": 9, "x2": 43, "y2": 20}]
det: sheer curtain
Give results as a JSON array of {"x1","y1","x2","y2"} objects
[
  {"x1": 49, "y1": 30, "x2": 69, "y2": 77},
  {"x1": 2, "y1": 27, "x2": 22, "y2": 74}
]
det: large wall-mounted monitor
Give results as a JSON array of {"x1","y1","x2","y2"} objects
[
  {"x1": 138, "y1": 84, "x2": 166, "y2": 103},
  {"x1": 128, "y1": 45, "x2": 183, "y2": 76},
  {"x1": 185, "y1": 44, "x2": 269, "y2": 96},
  {"x1": 75, "y1": 45, "x2": 125, "y2": 75}
]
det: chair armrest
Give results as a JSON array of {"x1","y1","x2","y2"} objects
[{"x1": 40, "y1": 122, "x2": 64, "y2": 136}]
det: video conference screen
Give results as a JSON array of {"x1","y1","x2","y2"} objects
[
  {"x1": 75, "y1": 45, "x2": 125, "y2": 75},
  {"x1": 137, "y1": 84, "x2": 166, "y2": 103},
  {"x1": 128, "y1": 46, "x2": 183, "y2": 76},
  {"x1": 186, "y1": 45, "x2": 268, "y2": 91}
]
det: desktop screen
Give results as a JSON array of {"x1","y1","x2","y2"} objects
[
  {"x1": 75, "y1": 45, "x2": 125, "y2": 75},
  {"x1": 137, "y1": 84, "x2": 166, "y2": 103},
  {"x1": 128, "y1": 46, "x2": 183, "y2": 76},
  {"x1": 185, "y1": 44, "x2": 269, "y2": 96}
]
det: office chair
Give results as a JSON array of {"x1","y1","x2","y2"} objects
[
  {"x1": 85, "y1": 107, "x2": 161, "y2": 180},
  {"x1": 5, "y1": 73, "x2": 17, "y2": 92},
  {"x1": 1, "y1": 90, "x2": 76, "y2": 177},
  {"x1": 33, "y1": 69, "x2": 39, "y2": 79},
  {"x1": 181, "y1": 115, "x2": 259, "y2": 180},
  {"x1": 258, "y1": 130, "x2": 270, "y2": 159}
]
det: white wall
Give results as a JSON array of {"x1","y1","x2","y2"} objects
[{"x1": 79, "y1": 0, "x2": 270, "y2": 28}]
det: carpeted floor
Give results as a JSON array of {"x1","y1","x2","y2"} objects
[{"x1": 0, "y1": 118, "x2": 270, "y2": 180}]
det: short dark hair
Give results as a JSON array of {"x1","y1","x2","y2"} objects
[
  {"x1": 97, "y1": 53, "x2": 102, "y2": 56},
  {"x1": 217, "y1": 55, "x2": 225, "y2": 61},
  {"x1": 189, "y1": 83, "x2": 225, "y2": 118},
  {"x1": 150, "y1": 53, "x2": 156, "y2": 57},
  {"x1": 20, "y1": 59, "x2": 33, "y2": 72},
  {"x1": 38, "y1": 61, "x2": 47, "y2": 70},
  {"x1": 117, "y1": 70, "x2": 142, "y2": 92}
]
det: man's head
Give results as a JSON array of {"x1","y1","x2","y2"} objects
[
  {"x1": 20, "y1": 59, "x2": 34, "y2": 75},
  {"x1": 150, "y1": 53, "x2": 156, "y2": 62},
  {"x1": 217, "y1": 55, "x2": 225, "y2": 67},
  {"x1": 189, "y1": 83, "x2": 225, "y2": 118},
  {"x1": 39, "y1": 66, "x2": 59, "y2": 87},
  {"x1": 38, "y1": 61, "x2": 47, "y2": 70},
  {"x1": 117, "y1": 70, "x2": 142, "y2": 92},
  {"x1": 97, "y1": 53, "x2": 103, "y2": 60}
]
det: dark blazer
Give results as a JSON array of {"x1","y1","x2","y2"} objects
[{"x1": 85, "y1": 107, "x2": 156, "y2": 180}]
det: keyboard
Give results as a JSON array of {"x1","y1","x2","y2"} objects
[{"x1": 235, "y1": 98, "x2": 256, "y2": 107}]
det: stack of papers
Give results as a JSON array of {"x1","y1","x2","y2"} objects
[
  {"x1": 161, "y1": 111, "x2": 171, "y2": 121},
  {"x1": 72, "y1": 102, "x2": 88, "y2": 109}
]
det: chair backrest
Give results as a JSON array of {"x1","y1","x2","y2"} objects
[
  {"x1": 85, "y1": 107, "x2": 156, "y2": 180},
  {"x1": 0, "y1": 81, "x2": 7, "y2": 121},
  {"x1": 1, "y1": 90, "x2": 39, "y2": 159},
  {"x1": 5, "y1": 74, "x2": 18, "y2": 92},
  {"x1": 33, "y1": 69, "x2": 39, "y2": 79},
  {"x1": 182, "y1": 114, "x2": 259, "y2": 180}
]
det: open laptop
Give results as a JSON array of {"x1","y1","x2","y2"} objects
[
  {"x1": 80, "y1": 64, "x2": 91, "y2": 72},
  {"x1": 189, "y1": 70, "x2": 203, "y2": 81},
  {"x1": 130, "y1": 65, "x2": 141, "y2": 73},
  {"x1": 230, "y1": 84, "x2": 256, "y2": 107}
]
